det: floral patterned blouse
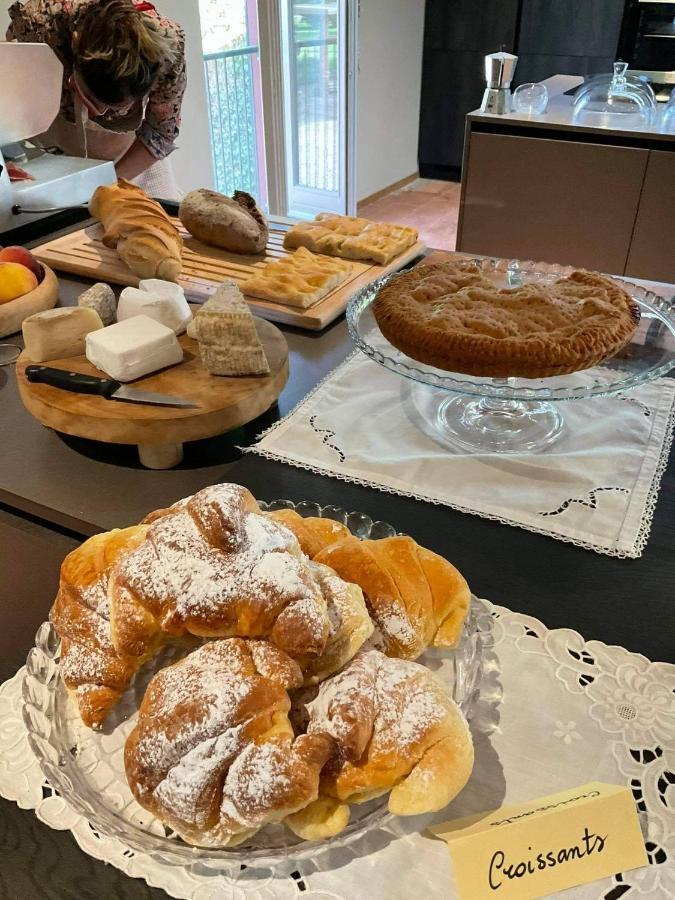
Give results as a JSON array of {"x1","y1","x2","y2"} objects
[{"x1": 6, "y1": 0, "x2": 186, "y2": 160}]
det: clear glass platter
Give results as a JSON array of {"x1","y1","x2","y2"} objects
[
  {"x1": 22, "y1": 500, "x2": 483, "y2": 873},
  {"x1": 347, "y1": 258, "x2": 675, "y2": 453}
]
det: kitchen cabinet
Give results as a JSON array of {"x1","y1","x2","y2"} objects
[
  {"x1": 626, "y1": 151, "x2": 675, "y2": 283},
  {"x1": 458, "y1": 133, "x2": 648, "y2": 273},
  {"x1": 419, "y1": 0, "x2": 626, "y2": 176},
  {"x1": 418, "y1": 50, "x2": 494, "y2": 173},
  {"x1": 516, "y1": 0, "x2": 624, "y2": 58},
  {"x1": 418, "y1": 0, "x2": 519, "y2": 177}
]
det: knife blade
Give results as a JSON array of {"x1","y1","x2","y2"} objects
[{"x1": 25, "y1": 365, "x2": 198, "y2": 409}]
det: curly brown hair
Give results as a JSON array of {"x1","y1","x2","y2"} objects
[{"x1": 76, "y1": 0, "x2": 178, "y2": 105}]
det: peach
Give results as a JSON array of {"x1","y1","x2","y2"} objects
[
  {"x1": 0, "y1": 245, "x2": 43, "y2": 281},
  {"x1": 0, "y1": 262, "x2": 39, "y2": 304}
]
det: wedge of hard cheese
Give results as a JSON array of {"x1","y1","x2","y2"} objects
[
  {"x1": 23, "y1": 306, "x2": 104, "y2": 362},
  {"x1": 189, "y1": 281, "x2": 270, "y2": 376}
]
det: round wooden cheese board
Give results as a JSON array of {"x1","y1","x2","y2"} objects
[{"x1": 16, "y1": 316, "x2": 288, "y2": 469}]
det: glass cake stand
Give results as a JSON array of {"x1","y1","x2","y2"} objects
[
  {"x1": 347, "y1": 258, "x2": 675, "y2": 454},
  {"x1": 22, "y1": 500, "x2": 484, "y2": 875}
]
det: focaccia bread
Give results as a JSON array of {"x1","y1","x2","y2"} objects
[
  {"x1": 240, "y1": 246, "x2": 352, "y2": 309},
  {"x1": 89, "y1": 180, "x2": 183, "y2": 281},
  {"x1": 125, "y1": 639, "x2": 335, "y2": 847},
  {"x1": 373, "y1": 261, "x2": 641, "y2": 378},
  {"x1": 179, "y1": 189, "x2": 268, "y2": 254},
  {"x1": 286, "y1": 649, "x2": 474, "y2": 839},
  {"x1": 188, "y1": 280, "x2": 270, "y2": 376},
  {"x1": 283, "y1": 213, "x2": 418, "y2": 266}
]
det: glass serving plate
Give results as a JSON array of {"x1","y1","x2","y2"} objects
[
  {"x1": 347, "y1": 257, "x2": 675, "y2": 453},
  {"x1": 22, "y1": 500, "x2": 483, "y2": 874}
]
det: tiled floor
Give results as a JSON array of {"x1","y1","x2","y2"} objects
[{"x1": 359, "y1": 178, "x2": 461, "y2": 251}]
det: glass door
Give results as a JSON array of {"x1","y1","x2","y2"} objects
[
  {"x1": 199, "y1": 0, "x2": 268, "y2": 208},
  {"x1": 199, "y1": 0, "x2": 354, "y2": 219},
  {"x1": 280, "y1": 0, "x2": 348, "y2": 218}
]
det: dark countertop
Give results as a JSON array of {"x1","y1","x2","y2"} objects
[{"x1": 1, "y1": 218, "x2": 675, "y2": 899}]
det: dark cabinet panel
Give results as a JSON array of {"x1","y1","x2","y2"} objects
[
  {"x1": 458, "y1": 133, "x2": 648, "y2": 273},
  {"x1": 517, "y1": 0, "x2": 625, "y2": 57},
  {"x1": 424, "y1": 0, "x2": 519, "y2": 52},
  {"x1": 418, "y1": 0, "x2": 626, "y2": 175},
  {"x1": 626, "y1": 150, "x2": 675, "y2": 283},
  {"x1": 514, "y1": 53, "x2": 616, "y2": 86},
  {"x1": 419, "y1": 50, "x2": 488, "y2": 170}
]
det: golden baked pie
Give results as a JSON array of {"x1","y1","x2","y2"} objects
[
  {"x1": 373, "y1": 261, "x2": 641, "y2": 379},
  {"x1": 283, "y1": 213, "x2": 418, "y2": 266},
  {"x1": 240, "y1": 246, "x2": 352, "y2": 308}
]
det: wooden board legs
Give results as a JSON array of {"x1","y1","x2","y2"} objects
[{"x1": 138, "y1": 443, "x2": 184, "y2": 469}]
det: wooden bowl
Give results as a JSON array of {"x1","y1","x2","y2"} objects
[{"x1": 0, "y1": 265, "x2": 59, "y2": 338}]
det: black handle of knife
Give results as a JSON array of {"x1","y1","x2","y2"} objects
[{"x1": 25, "y1": 365, "x2": 121, "y2": 398}]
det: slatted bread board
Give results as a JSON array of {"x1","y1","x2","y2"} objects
[{"x1": 32, "y1": 221, "x2": 426, "y2": 331}]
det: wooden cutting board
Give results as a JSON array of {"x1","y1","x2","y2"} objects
[
  {"x1": 32, "y1": 222, "x2": 426, "y2": 331},
  {"x1": 15, "y1": 316, "x2": 288, "y2": 470}
]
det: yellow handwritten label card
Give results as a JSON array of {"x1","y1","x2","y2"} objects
[{"x1": 429, "y1": 782, "x2": 647, "y2": 900}]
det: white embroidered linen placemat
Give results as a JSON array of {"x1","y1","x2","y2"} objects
[
  {"x1": 248, "y1": 351, "x2": 675, "y2": 558},
  {"x1": 2, "y1": 600, "x2": 673, "y2": 899}
]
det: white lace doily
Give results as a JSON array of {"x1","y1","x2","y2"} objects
[
  {"x1": 247, "y1": 353, "x2": 675, "y2": 559},
  {"x1": 1, "y1": 599, "x2": 673, "y2": 899}
]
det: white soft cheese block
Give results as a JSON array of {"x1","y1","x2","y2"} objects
[
  {"x1": 118, "y1": 285, "x2": 192, "y2": 335},
  {"x1": 22, "y1": 306, "x2": 104, "y2": 362},
  {"x1": 85, "y1": 314, "x2": 183, "y2": 382},
  {"x1": 139, "y1": 280, "x2": 192, "y2": 333},
  {"x1": 139, "y1": 279, "x2": 186, "y2": 304}
]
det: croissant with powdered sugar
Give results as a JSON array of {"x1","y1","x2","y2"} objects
[
  {"x1": 286, "y1": 648, "x2": 474, "y2": 840},
  {"x1": 51, "y1": 526, "x2": 151, "y2": 728},
  {"x1": 125, "y1": 639, "x2": 335, "y2": 847}
]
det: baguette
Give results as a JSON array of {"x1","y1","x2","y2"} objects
[{"x1": 89, "y1": 179, "x2": 183, "y2": 282}]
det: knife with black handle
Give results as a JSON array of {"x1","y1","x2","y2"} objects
[{"x1": 25, "y1": 365, "x2": 197, "y2": 409}]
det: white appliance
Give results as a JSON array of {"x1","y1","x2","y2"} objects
[{"x1": 0, "y1": 42, "x2": 115, "y2": 235}]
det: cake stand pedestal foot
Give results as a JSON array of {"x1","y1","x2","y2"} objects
[
  {"x1": 138, "y1": 442, "x2": 184, "y2": 469},
  {"x1": 409, "y1": 383, "x2": 565, "y2": 453}
]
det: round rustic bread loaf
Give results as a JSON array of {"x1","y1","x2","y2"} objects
[{"x1": 179, "y1": 189, "x2": 268, "y2": 254}]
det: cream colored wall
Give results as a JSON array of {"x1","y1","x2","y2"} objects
[
  {"x1": 356, "y1": 0, "x2": 425, "y2": 202},
  {"x1": 2, "y1": 1, "x2": 214, "y2": 194},
  {"x1": 153, "y1": 0, "x2": 214, "y2": 194}
]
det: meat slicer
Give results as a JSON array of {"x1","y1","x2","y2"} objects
[{"x1": 0, "y1": 42, "x2": 115, "y2": 235}]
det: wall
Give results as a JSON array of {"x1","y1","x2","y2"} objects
[
  {"x1": 356, "y1": 0, "x2": 425, "y2": 202},
  {"x1": 2, "y1": 1, "x2": 214, "y2": 195},
  {"x1": 150, "y1": 0, "x2": 214, "y2": 194}
]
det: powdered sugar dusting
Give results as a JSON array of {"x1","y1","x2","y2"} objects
[
  {"x1": 114, "y1": 484, "x2": 329, "y2": 652},
  {"x1": 366, "y1": 605, "x2": 420, "y2": 655},
  {"x1": 307, "y1": 649, "x2": 451, "y2": 761},
  {"x1": 220, "y1": 741, "x2": 294, "y2": 828},
  {"x1": 127, "y1": 638, "x2": 327, "y2": 840}
]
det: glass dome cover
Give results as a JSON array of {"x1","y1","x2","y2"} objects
[{"x1": 572, "y1": 62, "x2": 657, "y2": 120}]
